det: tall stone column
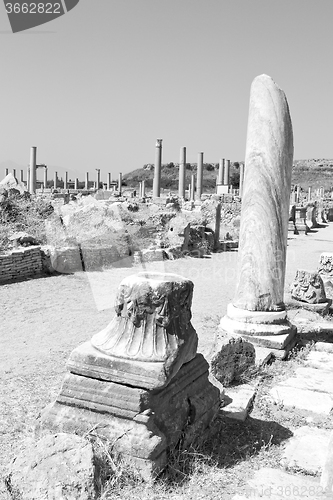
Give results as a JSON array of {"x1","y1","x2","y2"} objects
[
  {"x1": 153, "y1": 139, "x2": 162, "y2": 198},
  {"x1": 239, "y1": 163, "x2": 245, "y2": 198},
  {"x1": 43, "y1": 168, "x2": 47, "y2": 189},
  {"x1": 220, "y1": 74, "x2": 295, "y2": 350},
  {"x1": 85, "y1": 172, "x2": 89, "y2": 190},
  {"x1": 141, "y1": 179, "x2": 145, "y2": 198},
  {"x1": 218, "y1": 159, "x2": 224, "y2": 185},
  {"x1": 190, "y1": 173, "x2": 195, "y2": 202},
  {"x1": 118, "y1": 172, "x2": 122, "y2": 195},
  {"x1": 53, "y1": 171, "x2": 57, "y2": 190},
  {"x1": 308, "y1": 187, "x2": 312, "y2": 202},
  {"x1": 74, "y1": 178, "x2": 78, "y2": 190},
  {"x1": 5, "y1": 168, "x2": 8, "y2": 176},
  {"x1": 20, "y1": 170, "x2": 24, "y2": 183},
  {"x1": 196, "y1": 152, "x2": 203, "y2": 200},
  {"x1": 223, "y1": 160, "x2": 230, "y2": 186},
  {"x1": 96, "y1": 169, "x2": 100, "y2": 190},
  {"x1": 296, "y1": 185, "x2": 301, "y2": 204},
  {"x1": 107, "y1": 173, "x2": 111, "y2": 190},
  {"x1": 178, "y1": 147, "x2": 186, "y2": 198},
  {"x1": 29, "y1": 146, "x2": 37, "y2": 194},
  {"x1": 27, "y1": 167, "x2": 30, "y2": 191},
  {"x1": 64, "y1": 171, "x2": 68, "y2": 190}
]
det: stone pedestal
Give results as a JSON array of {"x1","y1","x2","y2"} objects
[
  {"x1": 294, "y1": 206, "x2": 309, "y2": 233},
  {"x1": 39, "y1": 272, "x2": 220, "y2": 478},
  {"x1": 220, "y1": 75, "x2": 296, "y2": 352}
]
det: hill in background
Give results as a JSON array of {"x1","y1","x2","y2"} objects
[{"x1": 123, "y1": 159, "x2": 333, "y2": 193}]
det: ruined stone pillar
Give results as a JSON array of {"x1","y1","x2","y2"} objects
[
  {"x1": 27, "y1": 168, "x2": 30, "y2": 190},
  {"x1": 64, "y1": 171, "x2": 68, "y2": 190},
  {"x1": 118, "y1": 172, "x2": 122, "y2": 195},
  {"x1": 96, "y1": 169, "x2": 100, "y2": 190},
  {"x1": 296, "y1": 185, "x2": 300, "y2": 204},
  {"x1": 196, "y1": 152, "x2": 203, "y2": 199},
  {"x1": 153, "y1": 139, "x2": 162, "y2": 198},
  {"x1": 223, "y1": 159, "x2": 230, "y2": 186},
  {"x1": 85, "y1": 172, "x2": 89, "y2": 190},
  {"x1": 43, "y1": 168, "x2": 47, "y2": 189},
  {"x1": 218, "y1": 159, "x2": 224, "y2": 185},
  {"x1": 239, "y1": 163, "x2": 245, "y2": 198},
  {"x1": 107, "y1": 173, "x2": 111, "y2": 190},
  {"x1": 29, "y1": 147, "x2": 37, "y2": 194},
  {"x1": 190, "y1": 173, "x2": 195, "y2": 202},
  {"x1": 141, "y1": 179, "x2": 145, "y2": 198},
  {"x1": 39, "y1": 272, "x2": 220, "y2": 478},
  {"x1": 178, "y1": 147, "x2": 186, "y2": 198},
  {"x1": 20, "y1": 170, "x2": 24, "y2": 183},
  {"x1": 5, "y1": 168, "x2": 8, "y2": 176},
  {"x1": 74, "y1": 178, "x2": 78, "y2": 190},
  {"x1": 308, "y1": 187, "x2": 312, "y2": 202},
  {"x1": 220, "y1": 74, "x2": 295, "y2": 350},
  {"x1": 214, "y1": 203, "x2": 221, "y2": 250},
  {"x1": 12, "y1": 169, "x2": 16, "y2": 179},
  {"x1": 53, "y1": 171, "x2": 57, "y2": 190}
]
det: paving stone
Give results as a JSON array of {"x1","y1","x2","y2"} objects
[
  {"x1": 316, "y1": 342, "x2": 333, "y2": 353},
  {"x1": 281, "y1": 426, "x2": 331, "y2": 475},
  {"x1": 304, "y1": 351, "x2": 333, "y2": 371},
  {"x1": 321, "y1": 430, "x2": 333, "y2": 493},
  {"x1": 278, "y1": 367, "x2": 333, "y2": 394},
  {"x1": 234, "y1": 467, "x2": 331, "y2": 499},
  {"x1": 269, "y1": 385, "x2": 333, "y2": 414},
  {"x1": 221, "y1": 384, "x2": 256, "y2": 421}
]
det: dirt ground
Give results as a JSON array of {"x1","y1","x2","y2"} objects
[{"x1": 0, "y1": 220, "x2": 332, "y2": 497}]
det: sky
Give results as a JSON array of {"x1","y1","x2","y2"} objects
[{"x1": 0, "y1": 0, "x2": 332, "y2": 182}]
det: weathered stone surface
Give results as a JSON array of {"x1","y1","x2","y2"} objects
[
  {"x1": 210, "y1": 338, "x2": 255, "y2": 386},
  {"x1": 304, "y1": 350, "x2": 333, "y2": 371},
  {"x1": 269, "y1": 385, "x2": 333, "y2": 414},
  {"x1": 315, "y1": 342, "x2": 333, "y2": 353},
  {"x1": 71, "y1": 272, "x2": 198, "y2": 389},
  {"x1": 290, "y1": 270, "x2": 327, "y2": 304},
  {"x1": 39, "y1": 354, "x2": 220, "y2": 478},
  {"x1": 6, "y1": 434, "x2": 96, "y2": 500},
  {"x1": 279, "y1": 366, "x2": 333, "y2": 394},
  {"x1": 282, "y1": 426, "x2": 330, "y2": 475},
  {"x1": 318, "y1": 252, "x2": 333, "y2": 278},
  {"x1": 221, "y1": 384, "x2": 256, "y2": 421}
]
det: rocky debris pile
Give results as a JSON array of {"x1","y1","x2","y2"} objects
[{"x1": 0, "y1": 173, "x2": 26, "y2": 196}]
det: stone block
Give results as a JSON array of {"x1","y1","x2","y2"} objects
[
  {"x1": 39, "y1": 354, "x2": 220, "y2": 478},
  {"x1": 5, "y1": 434, "x2": 96, "y2": 500},
  {"x1": 221, "y1": 384, "x2": 256, "y2": 421},
  {"x1": 210, "y1": 337, "x2": 255, "y2": 386},
  {"x1": 269, "y1": 385, "x2": 333, "y2": 414},
  {"x1": 282, "y1": 426, "x2": 331, "y2": 475}
]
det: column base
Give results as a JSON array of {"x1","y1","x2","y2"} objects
[{"x1": 220, "y1": 303, "x2": 297, "y2": 350}]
